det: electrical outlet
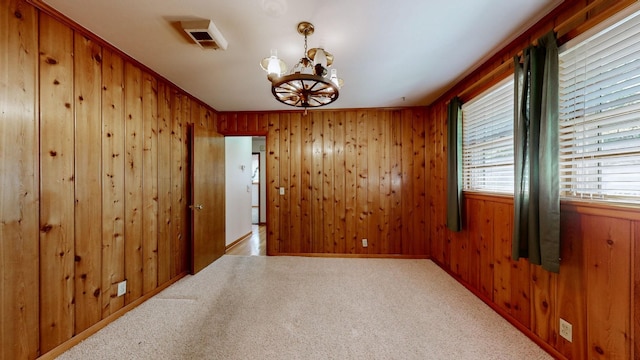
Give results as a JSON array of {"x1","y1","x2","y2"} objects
[
  {"x1": 279, "y1": 187, "x2": 285, "y2": 195},
  {"x1": 559, "y1": 318, "x2": 572, "y2": 342},
  {"x1": 362, "y1": 238, "x2": 368, "y2": 248},
  {"x1": 117, "y1": 280, "x2": 127, "y2": 297}
]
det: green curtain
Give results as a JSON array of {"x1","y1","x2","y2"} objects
[
  {"x1": 513, "y1": 31, "x2": 560, "y2": 273},
  {"x1": 446, "y1": 97, "x2": 463, "y2": 232}
]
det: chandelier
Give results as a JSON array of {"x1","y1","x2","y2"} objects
[{"x1": 260, "y1": 21, "x2": 343, "y2": 109}]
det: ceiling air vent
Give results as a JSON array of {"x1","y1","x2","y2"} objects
[{"x1": 181, "y1": 20, "x2": 228, "y2": 50}]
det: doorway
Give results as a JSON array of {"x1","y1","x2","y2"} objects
[
  {"x1": 251, "y1": 153, "x2": 260, "y2": 224},
  {"x1": 252, "y1": 136, "x2": 266, "y2": 225},
  {"x1": 223, "y1": 136, "x2": 267, "y2": 256}
]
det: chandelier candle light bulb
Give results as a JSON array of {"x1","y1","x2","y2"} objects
[{"x1": 260, "y1": 21, "x2": 343, "y2": 109}]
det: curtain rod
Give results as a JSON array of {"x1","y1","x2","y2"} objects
[{"x1": 457, "y1": 0, "x2": 613, "y2": 100}]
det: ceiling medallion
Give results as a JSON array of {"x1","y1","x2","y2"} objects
[{"x1": 260, "y1": 21, "x2": 343, "y2": 110}]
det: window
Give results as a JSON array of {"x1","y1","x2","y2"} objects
[
  {"x1": 559, "y1": 8, "x2": 640, "y2": 202},
  {"x1": 461, "y1": 77, "x2": 515, "y2": 193}
]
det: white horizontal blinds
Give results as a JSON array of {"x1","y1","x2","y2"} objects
[
  {"x1": 559, "y1": 9, "x2": 640, "y2": 202},
  {"x1": 461, "y1": 78, "x2": 515, "y2": 193}
]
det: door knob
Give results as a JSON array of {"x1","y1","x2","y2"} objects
[{"x1": 189, "y1": 204, "x2": 204, "y2": 210}]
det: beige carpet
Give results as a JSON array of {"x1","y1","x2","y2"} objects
[{"x1": 58, "y1": 256, "x2": 551, "y2": 359}]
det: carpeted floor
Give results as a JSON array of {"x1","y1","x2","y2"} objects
[{"x1": 58, "y1": 256, "x2": 552, "y2": 359}]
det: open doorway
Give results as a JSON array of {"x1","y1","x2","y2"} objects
[
  {"x1": 224, "y1": 135, "x2": 267, "y2": 256},
  {"x1": 251, "y1": 152, "x2": 260, "y2": 224},
  {"x1": 251, "y1": 136, "x2": 266, "y2": 225}
]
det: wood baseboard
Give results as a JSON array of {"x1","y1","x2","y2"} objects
[
  {"x1": 225, "y1": 231, "x2": 252, "y2": 251},
  {"x1": 272, "y1": 252, "x2": 430, "y2": 259},
  {"x1": 37, "y1": 272, "x2": 188, "y2": 360},
  {"x1": 430, "y1": 259, "x2": 566, "y2": 360}
]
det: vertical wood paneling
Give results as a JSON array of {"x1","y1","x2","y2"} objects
[
  {"x1": 557, "y1": 211, "x2": 586, "y2": 360},
  {"x1": 478, "y1": 203, "x2": 494, "y2": 300},
  {"x1": 322, "y1": 112, "x2": 335, "y2": 253},
  {"x1": 435, "y1": 108, "x2": 445, "y2": 261},
  {"x1": 585, "y1": 215, "x2": 631, "y2": 359},
  {"x1": 367, "y1": 111, "x2": 380, "y2": 253},
  {"x1": 179, "y1": 95, "x2": 191, "y2": 272},
  {"x1": 237, "y1": 113, "x2": 248, "y2": 133},
  {"x1": 300, "y1": 113, "x2": 312, "y2": 253},
  {"x1": 333, "y1": 112, "x2": 346, "y2": 253},
  {"x1": 39, "y1": 13, "x2": 75, "y2": 352},
  {"x1": 467, "y1": 199, "x2": 483, "y2": 291},
  {"x1": 422, "y1": 107, "x2": 432, "y2": 257},
  {"x1": 0, "y1": 1, "x2": 39, "y2": 358},
  {"x1": 390, "y1": 111, "x2": 403, "y2": 254},
  {"x1": 493, "y1": 202, "x2": 512, "y2": 314},
  {"x1": 427, "y1": 105, "x2": 439, "y2": 259},
  {"x1": 412, "y1": 111, "x2": 427, "y2": 255},
  {"x1": 156, "y1": 82, "x2": 171, "y2": 286},
  {"x1": 142, "y1": 72, "x2": 158, "y2": 294},
  {"x1": 221, "y1": 108, "x2": 435, "y2": 257},
  {"x1": 401, "y1": 111, "x2": 414, "y2": 255},
  {"x1": 356, "y1": 111, "x2": 368, "y2": 254},
  {"x1": 73, "y1": 32, "x2": 103, "y2": 334},
  {"x1": 100, "y1": 48, "x2": 125, "y2": 318},
  {"x1": 170, "y1": 91, "x2": 184, "y2": 276},
  {"x1": 266, "y1": 113, "x2": 280, "y2": 255},
  {"x1": 511, "y1": 257, "x2": 531, "y2": 329},
  {"x1": 258, "y1": 113, "x2": 269, "y2": 133},
  {"x1": 3, "y1": 1, "x2": 224, "y2": 357},
  {"x1": 311, "y1": 112, "x2": 323, "y2": 252},
  {"x1": 279, "y1": 113, "x2": 291, "y2": 253},
  {"x1": 123, "y1": 62, "x2": 143, "y2": 304},
  {"x1": 288, "y1": 113, "x2": 302, "y2": 253},
  {"x1": 431, "y1": 104, "x2": 445, "y2": 264},
  {"x1": 530, "y1": 266, "x2": 557, "y2": 345},
  {"x1": 440, "y1": 110, "x2": 448, "y2": 264},
  {"x1": 246, "y1": 113, "x2": 258, "y2": 133},
  {"x1": 450, "y1": 206, "x2": 469, "y2": 282},
  {"x1": 378, "y1": 111, "x2": 391, "y2": 254},
  {"x1": 344, "y1": 111, "x2": 358, "y2": 254}
]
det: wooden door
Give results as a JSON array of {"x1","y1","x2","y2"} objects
[{"x1": 189, "y1": 124, "x2": 225, "y2": 274}]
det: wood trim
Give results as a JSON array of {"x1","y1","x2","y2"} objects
[
  {"x1": 463, "y1": 192, "x2": 640, "y2": 220},
  {"x1": 554, "y1": 0, "x2": 617, "y2": 37},
  {"x1": 225, "y1": 231, "x2": 252, "y2": 251},
  {"x1": 273, "y1": 253, "x2": 430, "y2": 259},
  {"x1": 217, "y1": 106, "x2": 424, "y2": 116},
  {"x1": 561, "y1": 200, "x2": 640, "y2": 221},
  {"x1": 463, "y1": 192, "x2": 514, "y2": 204},
  {"x1": 457, "y1": 61, "x2": 514, "y2": 99},
  {"x1": 36, "y1": 272, "x2": 188, "y2": 360},
  {"x1": 456, "y1": 0, "x2": 638, "y2": 103}
]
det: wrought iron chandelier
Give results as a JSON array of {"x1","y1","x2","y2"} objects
[{"x1": 260, "y1": 21, "x2": 343, "y2": 109}]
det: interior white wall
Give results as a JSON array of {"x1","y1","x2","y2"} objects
[
  {"x1": 252, "y1": 137, "x2": 267, "y2": 223},
  {"x1": 225, "y1": 137, "x2": 253, "y2": 246}
]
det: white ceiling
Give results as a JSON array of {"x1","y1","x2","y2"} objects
[{"x1": 43, "y1": 0, "x2": 562, "y2": 112}]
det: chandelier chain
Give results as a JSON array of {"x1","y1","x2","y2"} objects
[{"x1": 303, "y1": 34, "x2": 308, "y2": 59}]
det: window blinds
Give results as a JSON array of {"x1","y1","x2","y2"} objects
[
  {"x1": 559, "y1": 9, "x2": 640, "y2": 202},
  {"x1": 461, "y1": 78, "x2": 515, "y2": 193}
]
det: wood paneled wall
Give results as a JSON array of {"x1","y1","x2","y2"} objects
[
  {"x1": 218, "y1": 109, "x2": 432, "y2": 257},
  {"x1": 429, "y1": 189, "x2": 639, "y2": 359},
  {"x1": 426, "y1": 2, "x2": 640, "y2": 359},
  {"x1": 0, "y1": 1, "x2": 220, "y2": 358},
  {"x1": 219, "y1": 1, "x2": 640, "y2": 359}
]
